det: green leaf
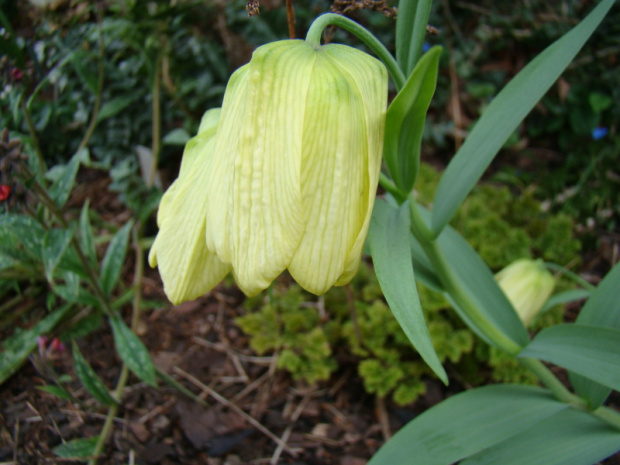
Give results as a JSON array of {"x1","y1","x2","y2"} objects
[
  {"x1": 72, "y1": 341, "x2": 117, "y2": 406},
  {"x1": 162, "y1": 128, "x2": 191, "y2": 145},
  {"x1": 519, "y1": 323, "x2": 620, "y2": 392},
  {"x1": 460, "y1": 408, "x2": 620, "y2": 465},
  {"x1": 79, "y1": 201, "x2": 97, "y2": 267},
  {"x1": 48, "y1": 150, "x2": 83, "y2": 208},
  {"x1": 395, "y1": 0, "x2": 433, "y2": 76},
  {"x1": 368, "y1": 385, "x2": 567, "y2": 465},
  {"x1": 100, "y1": 221, "x2": 133, "y2": 296},
  {"x1": 570, "y1": 261, "x2": 620, "y2": 408},
  {"x1": 431, "y1": 0, "x2": 615, "y2": 235},
  {"x1": 416, "y1": 204, "x2": 529, "y2": 349},
  {"x1": 97, "y1": 94, "x2": 140, "y2": 123},
  {"x1": 42, "y1": 228, "x2": 74, "y2": 283},
  {"x1": 60, "y1": 313, "x2": 104, "y2": 341},
  {"x1": 0, "y1": 214, "x2": 46, "y2": 262},
  {"x1": 369, "y1": 199, "x2": 447, "y2": 383},
  {"x1": 109, "y1": 314, "x2": 156, "y2": 387},
  {"x1": 37, "y1": 384, "x2": 72, "y2": 400},
  {"x1": 540, "y1": 289, "x2": 590, "y2": 313},
  {"x1": 384, "y1": 46, "x2": 441, "y2": 193},
  {"x1": 53, "y1": 436, "x2": 99, "y2": 459},
  {"x1": 0, "y1": 304, "x2": 72, "y2": 385}
]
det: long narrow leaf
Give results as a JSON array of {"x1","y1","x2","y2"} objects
[
  {"x1": 368, "y1": 385, "x2": 567, "y2": 465},
  {"x1": 79, "y1": 201, "x2": 97, "y2": 267},
  {"x1": 460, "y1": 408, "x2": 620, "y2": 465},
  {"x1": 72, "y1": 341, "x2": 117, "y2": 406},
  {"x1": 570, "y1": 261, "x2": 620, "y2": 408},
  {"x1": 395, "y1": 0, "x2": 433, "y2": 76},
  {"x1": 42, "y1": 228, "x2": 74, "y2": 284},
  {"x1": 100, "y1": 221, "x2": 133, "y2": 296},
  {"x1": 109, "y1": 314, "x2": 156, "y2": 387},
  {"x1": 48, "y1": 150, "x2": 83, "y2": 208},
  {"x1": 53, "y1": 436, "x2": 99, "y2": 459},
  {"x1": 519, "y1": 323, "x2": 620, "y2": 392},
  {"x1": 0, "y1": 304, "x2": 72, "y2": 385},
  {"x1": 369, "y1": 199, "x2": 447, "y2": 383},
  {"x1": 384, "y1": 46, "x2": 441, "y2": 193},
  {"x1": 431, "y1": 0, "x2": 615, "y2": 235}
]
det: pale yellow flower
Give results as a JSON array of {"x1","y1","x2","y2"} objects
[
  {"x1": 149, "y1": 39, "x2": 388, "y2": 303},
  {"x1": 495, "y1": 259, "x2": 555, "y2": 326}
]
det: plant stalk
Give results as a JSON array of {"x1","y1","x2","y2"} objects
[{"x1": 305, "y1": 13, "x2": 405, "y2": 90}]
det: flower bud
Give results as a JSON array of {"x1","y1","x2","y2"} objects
[
  {"x1": 149, "y1": 40, "x2": 388, "y2": 303},
  {"x1": 495, "y1": 259, "x2": 555, "y2": 326}
]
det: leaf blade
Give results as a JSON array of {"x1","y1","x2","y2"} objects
[
  {"x1": 384, "y1": 46, "x2": 441, "y2": 192},
  {"x1": 460, "y1": 408, "x2": 620, "y2": 465},
  {"x1": 369, "y1": 199, "x2": 447, "y2": 384},
  {"x1": 519, "y1": 323, "x2": 620, "y2": 392},
  {"x1": 100, "y1": 221, "x2": 133, "y2": 296},
  {"x1": 368, "y1": 385, "x2": 567, "y2": 465},
  {"x1": 109, "y1": 314, "x2": 156, "y2": 387},
  {"x1": 570, "y1": 261, "x2": 620, "y2": 407},
  {"x1": 431, "y1": 0, "x2": 615, "y2": 235},
  {"x1": 72, "y1": 340, "x2": 118, "y2": 406}
]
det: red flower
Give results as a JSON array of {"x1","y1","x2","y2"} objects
[
  {"x1": 11, "y1": 68, "x2": 23, "y2": 81},
  {"x1": 0, "y1": 185, "x2": 10, "y2": 201}
]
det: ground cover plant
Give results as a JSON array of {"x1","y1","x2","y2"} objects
[{"x1": 1, "y1": 0, "x2": 619, "y2": 463}]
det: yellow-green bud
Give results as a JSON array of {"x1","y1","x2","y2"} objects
[
  {"x1": 495, "y1": 259, "x2": 555, "y2": 326},
  {"x1": 149, "y1": 40, "x2": 388, "y2": 304}
]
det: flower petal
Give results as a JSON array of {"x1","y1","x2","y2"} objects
[
  {"x1": 206, "y1": 41, "x2": 317, "y2": 295},
  {"x1": 288, "y1": 45, "x2": 387, "y2": 293},
  {"x1": 149, "y1": 110, "x2": 230, "y2": 304}
]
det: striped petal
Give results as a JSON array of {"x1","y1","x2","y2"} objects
[
  {"x1": 149, "y1": 109, "x2": 230, "y2": 304},
  {"x1": 206, "y1": 40, "x2": 317, "y2": 296},
  {"x1": 288, "y1": 45, "x2": 387, "y2": 294}
]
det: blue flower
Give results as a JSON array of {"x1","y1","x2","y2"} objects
[{"x1": 592, "y1": 126, "x2": 609, "y2": 140}]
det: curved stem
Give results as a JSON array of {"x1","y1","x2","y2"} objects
[
  {"x1": 305, "y1": 13, "x2": 405, "y2": 90},
  {"x1": 378, "y1": 173, "x2": 406, "y2": 203},
  {"x1": 408, "y1": 197, "x2": 522, "y2": 355},
  {"x1": 518, "y1": 357, "x2": 588, "y2": 407},
  {"x1": 544, "y1": 262, "x2": 596, "y2": 292}
]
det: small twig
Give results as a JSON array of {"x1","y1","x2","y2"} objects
[
  {"x1": 148, "y1": 55, "x2": 162, "y2": 188},
  {"x1": 173, "y1": 367, "x2": 301, "y2": 457},
  {"x1": 270, "y1": 393, "x2": 314, "y2": 465},
  {"x1": 346, "y1": 284, "x2": 363, "y2": 348},
  {"x1": 285, "y1": 0, "x2": 296, "y2": 39},
  {"x1": 375, "y1": 395, "x2": 391, "y2": 441},
  {"x1": 231, "y1": 369, "x2": 273, "y2": 404}
]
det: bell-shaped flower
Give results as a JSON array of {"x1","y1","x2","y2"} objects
[
  {"x1": 495, "y1": 258, "x2": 555, "y2": 326},
  {"x1": 149, "y1": 39, "x2": 388, "y2": 303}
]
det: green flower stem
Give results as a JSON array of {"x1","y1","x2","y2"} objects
[
  {"x1": 407, "y1": 197, "x2": 619, "y2": 423},
  {"x1": 593, "y1": 405, "x2": 620, "y2": 431},
  {"x1": 378, "y1": 173, "x2": 407, "y2": 203},
  {"x1": 305, "y1": 13, "x2": 406, "y2": 91},
  {"x1": 544, "y1": 262, "x2": 596, "y2": 292},
  {"x1": 518, "y1": 357, "x2": 588, "y2": 408},
  {"x1": 408, "y1": 198, "x2": 522, "y2": 356}
]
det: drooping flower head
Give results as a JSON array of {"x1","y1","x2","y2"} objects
[{"x1": 150, "y1": 39, "x2": 388, "y2": 304}]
